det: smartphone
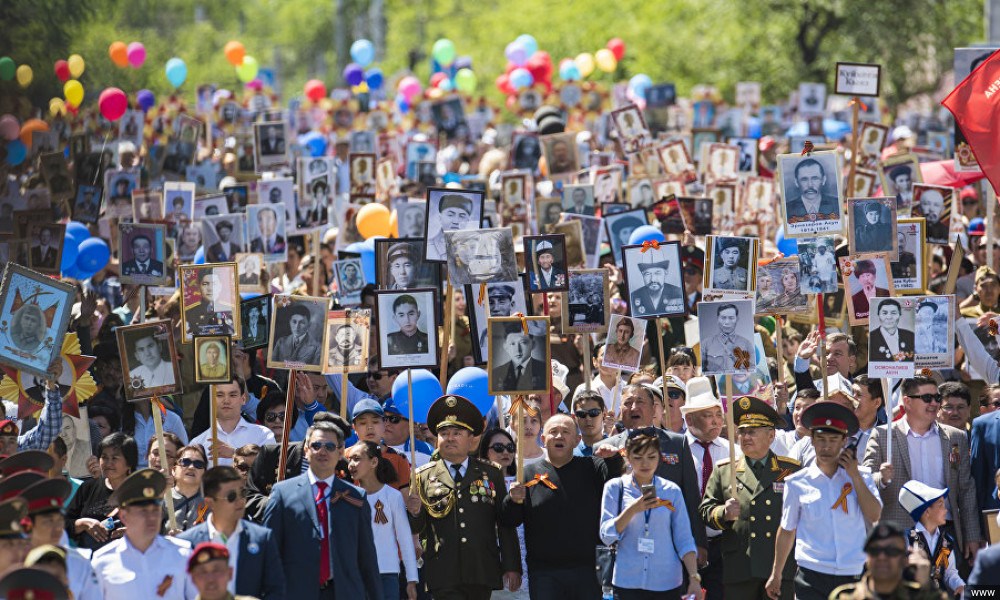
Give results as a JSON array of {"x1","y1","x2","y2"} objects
[
  {"x1": 844, "y1": 437, "x2": 859, "y2": 457},
  {"x1": 640, "y1": 483, "x2": 655, "y2": 496}
]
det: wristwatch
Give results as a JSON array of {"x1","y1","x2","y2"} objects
[{"x1": 688, "y1": 572, "x2": 702, "y2": 582}]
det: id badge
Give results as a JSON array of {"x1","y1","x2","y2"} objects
[{"x1": 638, "y1": 537, "x2": 655, "y2": 553}]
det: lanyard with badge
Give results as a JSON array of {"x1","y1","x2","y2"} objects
[{"x1": 639, "y1": 482, "x2": 656, "y2": 554}]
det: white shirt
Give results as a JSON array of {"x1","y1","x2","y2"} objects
[
  {"x1": 389, "y1": 441, "x2": 432, "y2": 468},
  {"x1": 686, "y1": 432, "x2": 730, "y2": 539},
  {"x1": 67, "y1": 546, "x2": 102, "y2": 600},
  {"x1": 133, "y1": 409, "x2": 189, "y2": 468},
  {"x1": 771, "y1": 430, "x2": 802, "y2": 457},
  {"x1": 191, "y1": 419, "x2": 275, "y2": 466},
  {"x1": 913, "y1": 522, "x2": 965, "y2": 593},
  {"x1": 131, "y1": 360, "x2": 176, "y2": 389},
  {"x1": 815, "y1": 252, "x2": 836, "y2": 277},
  {"x1": 780, "y1": 464, "x2": 881, "y2": 575},
  {"x1": 92, "y1": 535, "x2": 196, "y2": 600},
  {"x1": 366, "y1": 485, "x2": 419, "y2": 581},
  {"x1": 206, "y1": 516, "x2": 243, "y2": 595},
  {"x1": 880, "y1": 328, "x2": 901, "y2": 356},
  {"x1": 443, "y1": 457, "x2": 469, "y2": 481},
  {"x1": 899, "y1": 418, "x2": 948, "y2": 517}
]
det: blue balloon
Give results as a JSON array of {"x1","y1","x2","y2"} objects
[
  {"x1": 350, "y1": 39, "x2": 376, "y2": 68},
  {"x1": 365, "y1": 67, "x2": 384, "y2": 90},
  {"x1": 76, "y1": 238, "x2": 110, "y2": 273},
  {"x1": 66, "y1": 221, "x2": 90, "y2": 241},
  {"x1": 515, "y1": 34, "x2": 539, "y2": 58},
  {"x1": 5, "y1": 140, "x2": 25, "y2": 166},
  {"x1": 391, "y1": 369, "x2": 444, "y2": 423},
  {"x1": 775, "y1": 229, "x2": 798, "y2": 256},
  {"x1": 454, "y1": 56, "x2": 473, "y2": 71},
  {"x1": 165, "y1": 58, "x2": 187, "y2": 88},
  {"x1": 62, "y1": 265, "x2": 81, "y2": 280},
  {"x1": 60, "y1": 238, "x2": 80, "y2": 274},
  {"x1": 628, "y1": 225, "x2": 666, "y2": 246},
  {"x1": 559, "y1": 61, "x2": 580, "y2": 82},
  {"x1": 628, "y1": 74, "x2": 653, "y2": 100},
  {"x1": 446, "y1": 367, "x2": 494, "y2": 417},
  {"x1": 298, "y1": 131, "x2": 326, "y2": 157},
  {"x1": 193, "y1": 246, "x2": 206, "y2": 264}
]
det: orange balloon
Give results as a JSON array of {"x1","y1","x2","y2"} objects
[
  {"x1": 388, "y1": 209, "x2": 399, "y2": 238},
  {"x1": 19, "y1": 118, "x2": 50, "y2": 147},
  {"x1": 356, "y1": 203, "x2": 391, "y2": 239},
  {"x1": 224, "y1": 41, "x2": 246, "y2": 67},
  {"x1": 109, "y1": 41, "x2": 128, "y2": 68}
]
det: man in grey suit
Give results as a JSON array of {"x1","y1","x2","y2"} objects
[{"x1": 863, "y1": 375, "x2": 983, "y2": 573}]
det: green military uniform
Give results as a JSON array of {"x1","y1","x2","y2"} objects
[
  {"x1": 714, "y1": 265, "x2": 748, "y2": 290},
  {"x1": 388, "y1": 330, "x2": 429, "y2": 355},
  {"x1": 186, "y1": 301, "x2": 235, "y2": 337},
  {"x1": 408, "y1": 395, "x2": 521, "y2": 600},
  {"x1": 698, "y1": 396, "x2": 800, "y2": 600},
  {"x1": 828, "y1": 575, "x2": 946, "y2": 600}
]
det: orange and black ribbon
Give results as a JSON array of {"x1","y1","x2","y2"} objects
[
  {"x1": 831, "y1": 483, "x2": 853, "y2": 513},
  {"x1": 524, "y1": 473, "x2": 558, "y2": 490},
  {"x1": 801, "y1": 140, "x2": 814, "y2": 156},
  {"x1": 989, "y1": 319, "x2": 998, "y2": 337},
  {"x1": 156, "y1": 575, "x2": 174, "y2": 597},
  {"x1": 650, "y1": 498, "x2": 675, "y2": 511},
  {"x1": 373, "y1": 499, "x2": 389, "y2": 524},
  {"x1": 479, "y1": 282, "x2": 488, "y2": 306},
  {"x1": 733, "y1": 347, "x2": 751, "y2": 370},
  {"x1": 151, "y1": 393, "x2": 167, "y2": 418},
  {"x1": 512, "y1": 312, "x2": 529, "y2": 335},
  {"x1": 847, "y1": 97, "x2": 869, "y2": 112},
  {"x1": 508, "y1": 395, "x2": 539, "y2": 418},
  {"x1": 330, "y1": 491, "x2": 364, "y2": 507},
  {"x1": 640, "y1": 240, "x2": 661, "y2": 252}
]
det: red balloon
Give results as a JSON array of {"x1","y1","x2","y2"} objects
[
  {"x1": 505, "y1": 94, "x2": 518, "y2": 110},
  {"x1": 430, "y1": 72, "x2": 448, "y2": 88},
  {"x1": 98, "y1": 87, "x2": 128, "y2": 121},
  {"x1": 495, "y1": 74, "x2": 513, "y2": 95},
  {"x1": 527, "y1": 51, "x2": 553, "y2": 82},
  {"x1": 304, "y1": 79, "x2": 326, "y2": 102},
  {"x1": 505, "y1": 61, "x2": 518, "y2": 75},
  {"x1": 54, "y1": 60, "x2": 71, "y2": 82},
  {"x1": 607, "y1": 38, "x2": 626, "y2": 61}
]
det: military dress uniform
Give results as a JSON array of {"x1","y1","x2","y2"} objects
[
  {"x1": 699, "y1": 396, "x2": 801, "y2": 600},
  {"x1": 186, "y1": 302, "x2": 235, "y2": 337},
  {"x1": 388, "y1": 330, "x2": 429, "y2": 355},
  {"x1": 702, "y1": 332, "x2": 753, "y2": 373},
  {"x1": 713, "y1": 265, "x2": 748, "y2": 290},
  {"x1": 829, "y1": 522, "x2": 947, "y2": 600},
  {"x1": 408, "y1": 395, "x2": 521, "y2": 600}
]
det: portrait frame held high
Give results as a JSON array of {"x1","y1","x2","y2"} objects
[
  {"x1": 621, "y1": 241, "x2": 686, "y2": 318},
  {"x1": 840, "y1": 253, "x2": 895, "y2": 326},
  {"x1": 562, "y1": 269, "x2": 611, "y2": 334},
  {"x1": 115, "y1": 319, "x2": 183, "y2": 401},
  {"x1": 253, "y1": 121, "x2": 289, "y2": 172},
  {"x1": 754, "y1": 256, "x2": 808, "y2": 315},
  {"x1": 323, "y1": 309, "x2": 371, "y2": 375},
  {"x1": 601, "y1": 314, "x2": 646, "y2": 373},
  {"x1": 119, "y1": 223, "x2": 171, "y2": 286},
  {"x1": 866, "y1": 297, "x2": 916, "y2": 379},
  {"x1": 703, "y1": 235, "x2": 760, "y2": 299},
  {"x1": 911, "y1": 184, "x2": 952, "y2": 245},
  {"x1": 487, "y1": 316, "x2": 552, "y2": 396},
  {"x1": 236, "y1": 253, "x2": 266, "y2": 294},
  {"x1": 443, "y1": 227, "x2": 518, "y2": 286},
  {"x1": 179, "y1": 263, "x2": 241, "y2": 343},
  {"x1": 25, "y1": 223, "x2": 65, "y2": 277},
  {"x1": 0, "y1": 264, "x2": 76, "y2": 378},
  {"x1": 423, "y1": 187, "x2": 486, "y2": 263},
  {"x1": 524, "y1": 234, "x2": 569, "y2": 293},
  {"x1": 266, "y1": 294, "x2": 330, "y2": 373},
  {"x1": 847, "y1": 197, "x2": 898, "y2": 260},
  {"x1": 604, "y1": 208, "x2": 650, "y2": 268},
  {"x1": 776, "y1": 150, "x2": 844, "y2": 238},
  {"x1": 239, "y1": 294, "x2": 271, "y2": 350},
  {"x1": 335, "y1": 258, "x2": 367, "y2": 306},
  {"x1": 540, "y1": 132, "x2": 579, "y2": 178},
  {"x1": 374, "y1": 238, "x2": 442, "y2": 291},
  {"x1": 466, "y1": 279, "x2": 529, "y2": 365},
  {"x1": 375, "y1": 288, "x2": 440, "y2": 370},
  {"x1": 194, "y1": 335, "x2": 232, "y2": 384},
  {"x1": 698, "y1": 299, "x2": 757, "y2": 376},
  {"x1": 890, "y1": 218, "x2": 927, "y2": 294}
]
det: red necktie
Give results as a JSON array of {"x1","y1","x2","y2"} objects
[
  {"x1": 696, "y1": 440, "x2": 713, "y2": 496},
  {"x1": 315, "y1": 481, "x2": 331, "y2": 584}
]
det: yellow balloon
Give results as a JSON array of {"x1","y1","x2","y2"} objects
[
  {"x1": 426, "y1": 87, "x2": 444, "y2": 100},
  {"x1": 15, "y1": 65, "x2": 32, "y2": 87},
  {"x1": 49, "y1": 98, "x2": 66, "y2": 117},
  {"x1": 64, "y1": 80, "x2": 84, "y2": 108},
  {"x1": 67, "y1": 54, "x2": 85, "y2": 79},
  {"x1": 595, "y1": 49, "x2": 617, "y2": 73},
  {"x1": 574, "y1": 53, "x2": 595, "y2": 78}
]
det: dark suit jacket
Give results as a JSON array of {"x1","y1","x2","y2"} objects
[
  {"x1": 603, "y1": 427, "x2": 708, "y2": 549},
  {"x1": 970, "y1": 542, "x2": 1000, "y2": 586},
  {"x1": 868, "y1": 327, "x2": 915, "y2": 362},
  {"x1": 926, "y1": 220, "x2": 949, "y2": 243},
  {"x1": 250, "y1": 235, "x2": 286, "y2": 254},
  {"x1": 629, "y1": 283, "x2": 685, "y2": 316},
  {"x1": 177, "y1": 519, "x2": 285, "y2": 600},
  {"x1": 263, "y1": 474, "x2": 382, "y2": 600},
  {"x1": 30, "y1": 246, "x2": 57, "y2": 268},
  {"x1": 971, "y1": 411, "x2": 1000, "y2": 510},
  {"x1": 529, "y1": 267, "x2": 565, "y2": 290},
  {"x1": 785, "y1": 193, "x2": 840, "y2": 221},
  {"x1": 246, "y1": 442, "x2": 304, "y2": 522},
  {"x1": 207, "y1": 241, "x2": 237, "y2": 263},
  {"x1": 496, "y1": 358, "x2": 547, "y2": 392},
  {"x1": 122, "y1": 259, "x2": 165, "y2": 276}
]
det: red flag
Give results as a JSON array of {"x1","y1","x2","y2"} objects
[{"x1": 942, "y1": 49, "x2": 1000, "y2": 194}]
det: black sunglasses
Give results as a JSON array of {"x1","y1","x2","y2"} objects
[
  {"x1": 628, "y1": 426, "x2": 659, "y2": 439},
  {"x1": 384, "y1": 414, "x2": 404, "y2": 424},
  {"x1": 367, "y1": 372, "x2": 386, "y2": 380},
  {"x1": 575, "y1": 408, "x2": 602, "y2": 419},
  {"x1": 216, "y1": 488, "x2": 248, "y2": 503},
  {"x1": 489, "y1": 442, "x2": 516, "y2": 454},
  {"x1": 906, "y1": 393, "x2": 942, "y2": 404},
  {"x1": 667, "y1": 390, "x2": 683, "y2": 400},
  {"x1": 179, "y1": 457, "x2": 206, "y2": 469},
  {"x1": 264, "y1": 411, "x2": 285, "y2": 423},
  {"x1": 982, "y1": 400, "x2": 1000, "y2": 409},
  {"x1": 309, "y1": 441, "x2": 340, "y2": 452},
  {"x1": 867, "y1": 546, "x2": 906, "y2": 558}
]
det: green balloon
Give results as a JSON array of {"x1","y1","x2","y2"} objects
[
  {"x1": 0, "y1": 58, "x2": 15, "y2": 82},
  {"x1": 432, "y1": 39, "x2": 456, "y2": 66},
  {"x1": 235, "y1": 55, "x2": 259, "y2": 83},
  {"x1": 454, "y1": 68, "x2": 477, "y2": 94}
]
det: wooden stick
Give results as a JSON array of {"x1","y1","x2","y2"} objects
[
  {"x1": 407, "y1": 369, "x2": 416, "y2": 482},
  {"x1": 773, "y1": 315, "x2": 784, "y2": 407},
  {"x1": 611, "y1": 370, "x2": 622, "y2": 419},
  {"x1": 540, "y1": 294, "x2": 554, "y2": 416},
  {"x1": 817, "y1": 294, "x2": 829, "y2": 403},
  {"x1": 439, "y1": 285, "x2": 453, "y2": 390},
  {"x1": 724, "y1": 377, "x2": 737, "y2": 499},
  {"x1": 312, "y1": 231, "x2": 322, "y2": 297},
  {"x1": 847, "y1": 97, "x2": 860, "y2": 200},
  {"x1": 515, "y1": 398, "x2": 525, "y2": 483},
  {"x1": 656, "y1": 318, "x2": 670, "y2": 430},
  {"x1": 881, "y1": 378, "x2": 893, "y2": 466},
  {"x1": 210, "y1": 384, "x2": 219, "y2": 468},
  {"x1": 480, "y1": 285, "x2": 503, "y2": 424},
  {"x1": 582, "y1": 333, "x2": 592, "y2": 392},
  {"x1": 276, "y1": 371, "x2": 297, "y2": 482},
  {"x1": 340, "y1": 369, "x2": 349, "y2": 420},
  {"x1": 151, "y1": 399, "x2": 178, "y2": 531}
]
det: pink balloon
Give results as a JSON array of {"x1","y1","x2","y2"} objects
[
  {"x1": 126, "y1": 42, "x2": 146, "y2": 68},
  {"x1": 99, "y1": 87, "x2": 128, "y2": 121},
  {"x1": 397, "y1": 75, "x2": 422, "y2": 101},
  {"x1": 0, "y1": 115, "x2": 19, "y2": 142}
]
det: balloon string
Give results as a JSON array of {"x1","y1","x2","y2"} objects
[{"x1": 93, "y1": 130, "x2": 112, "y2": 186}]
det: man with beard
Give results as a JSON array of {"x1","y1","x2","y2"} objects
[
  {"x1": 629, "y1": 250, "x2": 684, "y2": 316},
  {"x1": 915, "y1": 187, "x2": 949, "y2": 243},
  {"x1": 328, "y1": 324, "x2": 363, "y2": 368},
  {"x1": 701, "y1": 303, "x2": 753, "y2": 373},
  {"x1": 784, "y1": 158, "x2": 840, "y2": 223}
]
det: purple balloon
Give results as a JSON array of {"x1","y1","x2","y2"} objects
[
  {"x1": 454, "y1": 56, "x2": 473, "y2": 71},
  {"x1": 505, "y1": 41, "x2": 528, "y2": 66},
  {"x1": 136, "y1": 89, "x2": 155, "y2": 112},
  {"x1": 344, "y1": 63, "x2": 364, "y2": 87}
]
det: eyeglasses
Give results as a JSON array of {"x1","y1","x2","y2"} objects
[
  {"x1": 309, "y1": 441, "x2": 340, "y2": 452},
  {"x1": 963, "y1": 199, "x2": 979, "y2": 206},
  {"x1": 179, "y1": 458, "x2": 206, "y2": 469},
  {"x1": 906, "y1": 393, "x2": 942, "y2": 404},
  {"x1": 367, "y1": 372, "x2": 386, "y2": 380},
  {"x1": 667, "y1": 390, "x2": 684, "y2": 400},
  {"x1": 939, "y1": 404, "x2": 967, "y2": 413},
  {"x1": 216, "y1": 488, "x2": 248, "y2": 503},
  {"x1": 233, "y1": 463, "x2": 251, "y2": 473},
  {"x1": 489, "y1": 442, "x2": 516, "y2": 454},
  {"x1": 384, "y1": 414, "x2": 404, "y2": 424},
  {"x1": 867, "y1": 545, "x2": 906, "y2": 558},
  {"x1": 982, "y1": 400, "x2": 1000, "y2": 409},
  {"x1": 575, "y1": 408, "x2": 602, "y2": 419},
  {"x1": 264, "y1": 411, "x2": 285, "y2": 423},
  {"x1": 627, "y1": 427, "x2": 659, "y2": 439}
]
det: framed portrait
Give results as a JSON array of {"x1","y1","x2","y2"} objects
[
  {"x1": 194, "y1": 336, "x2": 232, "y2": 384},
  {"x1": 840, "y1": 254, "x2": 895, "y2": 325},
  {"x1": 0, "y1": 264, "x2": 75, "y2": 377},
  {"x1": 417, "y1": 164, "x2": 438, "y2": 188},
  {"x1": 335, "y1": 258, "x2": 367, "y2": 305},
  {"x1": 524, "y1": 234, "x2": 569, "y2": 292},
  {"x1": 755, "y1": 256, "x2": 808, "y2": 315},
  {"x1": 715, "y1": 333, "x2": 774, "y2": 403},
  {"x1": 605, "y1": 208, "x2": 650, "y2": 267},
  {"x1": 698, "y1": 299, "x2": 756, "y2": 375},
  {"x1": 510, "y1": 133, "x2": 541, "y2": 173},
  {"x1": 39, "y1": 152, "x2": 73, "y2": 202},
  {"x1": 857, "y1": 122, "x2": 889, "y2": 167},
  {"x1": 703, "y1": 235, "x2": 760, "y2": 298},
  {"x1": 444, "y1": 227, "x2": 517, "y2": 286},
  {"x1": 728, "y1": 137, "x2": 759, "y2": 174},
  {"x1": 795, "y1": 237, "x2": 839, "y2": 294},
  {"x1": 679, "y1": 197, "x2": 714, "y2": 236},
  {"x1": 878, "y1": 153, "x2": 922, "y2": 216},
  {"x1": 534, "y1": 197, "x2": 563, "y2": 234},
  {"x1": 405, "y1": 140, "x2": 437, "y2": 180},
  {"x1": 350, "y1": 130, "x2": 376, "y2": 153},
  {"x1": 691, "y1": 129, "x2": 720, "y2": 165},
  {"x1": 911, "y1": 184, "x2": 952, "y2": 245},
  {"x1": 104, "y1": 169, "x2": 139, "y2": 218},
  {"x1": 601, "y1": 314, "x2": 646, "y2": 373},
  {"x1": 202, "y1": 214, "x2": 246, "y2": 264},
  {"x1": 186, "y1": 163, "x2": 220, "y2": 192},
  {"x1": 550, "y1": 219, "x2": 587, "y2": 269},
  {"x1": 701, "y1": 143, "x2": 740, "y2": 182},
  {"x1": 235, "y1": 253, "x2": 266, "y2": 294},
  {"x1": 656, "y1": 140, "x2": 697, "y2": 181},
  {"x1": 175, "y1": 222, "x2": 203, "y2": 262},
  {"x1": 163, "y1": 182, "x2": 195, "y2": 223},
  {"x1": 562, "y1": 184, "x2": 595, "y2": 216},
  {"x1": 621, "y1": 241, "x2": 686, "y2": 317},
  {"x1": 192, "y1": 194, "x2": 228, "y2": 220},
  {"x1": 240, "y1": 294, "x2": 270, "y2": 350},
  {"x1": 257, "y1": 177, "x2": 296, "y2": 230},
  {"x1": 246, "y1": 204, "x2": 288, "y2": 263},
  {"x1": 423, "y1": 187, "x2": 485, "y2": 262},
  {"x1": 323, "y1": 309, "x2": 371, "y2": 374},
  {"x1": 487, "y1": 316, "x2": 551, "y2": 395},
  {"x1": 119, "y1": 223, "x2": 170, "y2": 286},
  {"x1": 594, "y1": 165, "x2": 625, "y2": 205},
  {"x1": 223, "y1": 183, "x2": 249, "y2": 214},
  {"x1": 628, "y1": 178, "x2": 656, "y2": 208},
  {"x1": 466, "y1": 280, "x2": 528, "y2": 365},
  {"x1": 349, "y1": 152, "x2": 377, "y2": 200},
  {"x1": 72, "y1": 185, "x2": 102, "y2": 224},
  {"x1": 501, "y1": 171, "x2": 531, "y2": 208},
  {"x1": 743, "y1": 177, "x2": 774, "y2": 213},
  {"x1": 891, "y1": 218, "x2": 927, "y2": 294},
  {"x1": 867, "y1": 297, "x2": 916, "y2": 379},
  {"x1": 131, "y1": 189, "x2": 162, "y2": 222},
  {"x1": 266, "y1": 294, "x2": 330, "y2": 372},
  {"x1": 653, "y1": 176, "x2": 687, "y2": 200},
  {"x1": 848, "y1": 198, "x2": 898, "y2": 260},
  {"x1": 835, "y1": 62, "x2": 881, "y2": 97},
  {"x1": 376, "y1": 288, "x2": 439, "y2": 369},
  {"x1": 431, "y1": 96, "x2": 467, "y2": 140},
  {"x1": 179, "y1": 263, "x2": 240, "y2": 343},
  {"x1": 850, "y1": 169, "x2": 878, "y2": 198},
  {"x1": 376, "y1": 159, "x2": 399, "y2": 201},
  {"x1": 797, "y1": 83, "x2": 827, "y2": 115},
  {"x1": 540, "y1": 132, "x2": 579, "y2": 178},
  {"x1": 25, "y1": 223, "x2": 65, "y2": 277},
  {"x1": 692, "y1": 101, "x2": 716, "y2": 128},
  {"x1": 610, "y1": 105, "x2": 651, "y2": 154},
  {"x1": 254, "y1": 121, "x2": 289, "y2": 172},
  {"x1": 912, "y1": 295, "x2": 955, "y2": 370},
  {"x1": 375, "y1": 238, "x2": 441, "y2": 291},
  {"x1": 777, "y1": 151, "x2": 844, "y2": 238},
  {"x1": 116, "y1": 320, "x2": 182, "y2": 400},
  {"x1": 563, "y1": 269, "x2": 611, "y2": 334},
  {"x1": 707, "y1": 183, "x2": 737, "y2": 222}
]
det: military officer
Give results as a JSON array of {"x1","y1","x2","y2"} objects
[
  {"x1": 829, "y1": 522, "x2": 945, "y2": 600},
  {"x1": 0, "y1": 497, "x2": 29, "y2": 574},
  {"x1": 629, "y1": 248, "x2": 684, "y2": 316},
  {"x1": 712, "y1": 238, "x2": 748, "y2": 290},
  {"x1": 387, "y1": 294, "x2": 429, "y2": 355},
  {"x1": 0, "y1": 567, "x2": 70, "y2": 600},
  {"x1": 699, "y1": 396, "x2": 801, "y2": 600},
  {"x1": 186, "y1": 269, "x2": 235, "y2": 338},
  {"x1": 407, "y1": 395, "x2": 521, "y2": 599},
  {"x1": 701, "y1": 303, "x2": 753, "y2": 372}
]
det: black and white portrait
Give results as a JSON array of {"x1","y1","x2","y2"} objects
[
  {"x1": 611, "y1": 105, "x2": 650, "y2": 154},
  {"x1": 72, "y1": 185, "x2": 101, "y2": 224},
  {"x1": 778, "y1": 151, "x2": 844, "y2": 238},
  {"x1": 163, "y1": 182, "x2": 195, "y2": 223},
  {"x1": 0, "y1": 265, "x2": 75, "y2": 377},
  {"x1": 729, "y1": 137, "x2": 758, "y2": 174},
  {"x1": 266, "y1": 294, "x2": 330, "y2": 372},
  {"x1": 432, "y1": 97, "x2": 467, "y2": 140},
  {"x1": 891, "y1": 219, "x2": 924, "y2": 293},
  {"x1": 132, "y1": 189, "x2": 163, "y2": 222},
  {"x1": 561, "y1": 214, "x2": 603, "y2": 268},
  {"x1": 423, "y1": 187, "x2": 484, "y2": 262},
  {"x1": 705, "y1": 235, "x2": 758, "y2": 295},
  {"x1": 202, "y1": 214, "x2": 247, "y2": 264},
  {"x1": 622, "y1": 241, "x2": 686, "y2": 317},
  {"x1": 754, "y1": 257, "x2": 808, "y2": 315},
  {"x1": 466, "y1": 280, "x2": 528, "y2": 364},
  {"x1": 240, "y1": 294, "x2": 270, "y2": 350},
  {"x1": 39, "y1": 152, "x2": 73, "y2": 202},
  {"x1": 223, "y1": 184, "x2": 249, "y2": 214},
  {"x1": 375, "y1": 239, "x2": 440, "y2": 290},
  {"x1": 524, "y1": 234, "x2": 569, "y2": 292},
  {"x1": 26, "y1": 224, "x2": 64, "y2": 276},
  {"x1": 912, "y1": 184, "x2": 951, "y2": 245},
  {"x1": 119, "y1": 223, "x2": 169, "y2": 286},
  {"x1": 913, "y1": 295, "x2": 954, "y2": 369},
  {"x1": 628, "y1": 179, "x2": 656, "y2": 208},
  {"x1": 376, "y1": 289, "x2": 439, "y2": 369},
  {"x1": 867, "y1": 297, "x2": 916, "y2": 378},
  {"x1": 601, "y1": 314, "x2": 645, "y2": 373},
  {"x1": 879, "y1": 154, "x2": 921, "y2": 216},
  {"x1": 336, "y1": 259, "x2": 366, "y2": 306},
  {"x1": 192, "y1": 194, "x2": 228, "y2": 220},
  {"x1": 236, "y1": 253, "x2": 266, "y2": 293},
  {"x1": 116, "y1": 320, "x2": 182, "y2": 400},
  {"x1": 562, "y1": 269, "x2": 610, "y2": 333},
  {"x1": 698, "y1": 299, "x2": 756, "y2": 375},
  {"x1": 849, "y1": 197, "x2": 897, "y2": 259},
  {"x1": 323, "y1": 310, "x2": 370, "y2": 374},
  {"x1": 444, "y1": 227, "x2": 517, "y2": 285},
  {"x1": 258, "y1": 178, "x2": 296, "y2": 231},
  {"x1": 510, "y1": 133, "x2": 541, "y2": 173},
  {"x1": 104, "y1": 169, "x2": 138, "y2": 218},
  {"x1": 487, "y1": 316, "x2": 550, "y2": 396},
  {"x1": 246, "y1": 204, "x2": 288, "y2": 263},
  {"x1": 254, "y1": 121, "x2": 288, "y2": 171},
  {"x1": 540, "y1": 132, "x2": 579, "y2": 177},
  {"x1": 350, "y1": 130, "x2": 376, "y2": 154},
  {"x1": 349, "y1": 153, "x2": 376, "y2": 199},
  {"x1": 797, "y1": 83, "x2": 827, "y2": 115},
  {"x1": 395, "y1": 200, "x2": 427, "y2": 239},
  {"x1": 405, "y1": 141, "x2": 436, "y2": 180},
  {"x1": 534, "y1": 198, "x2": 563, "y2": 235},
  {"x1": 604, "y1": 208, "x2": 649, "y2": 267}
]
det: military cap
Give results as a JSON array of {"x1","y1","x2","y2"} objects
[
  {"x1": 681, "y1": 245, "x2": 704, "y2": 270},
  {"x1": 863, "y1": 520, "x2": 906, "y2": 552},
  {"x1": 487, "y1": 284, "x2": 516, "y2": 300},
  {"x1": 535, "y1": 240, "x2": 555, "y2": 257},
  {"x1": 661, "y1": 375, "x2": 686, "y2": 394},
  {"x1": 733, "y1": 395, "x2": 784, "y2": 429},
  {"x1": 427, "y1": 395, "x2": 483, "y2": 436},
  {"x1": 0, "y1": 451, "x2": 52, "y2": 477},
  {"x1": 187, "y1": 542, "x2": 230, "y2": 572},
  {"x1": 387, "y1": 243, "x2": 412, "y2": 264},
  {"x1": 0, "y1": 567, "x2": 68, "y2": 600},
  {"x1": 717, "y1": 237, "x2": 743, "y2": 252},
  {"x1": 438, "y1": 193, "x2": 473, "y2": 214},
  {"x1": 24, "y1": 544, "x2": 66, "y2": 569},
  {"x1": 637, "y1": 249, "x2": 670, "y2": 273},
  {"x1": 800, "y1": 401, "x2": 859, "y2": 436},
  {"x1": 0, "y1": 473, "x2": 45, "y2": 502},
  {"x1": 19, "y1": 478, "x2": 72, "y2": 516},
  {"x1": 0, "y1": 498, "x2": 28, "y2": 539},
  {"x1": 109, "y1": 468, "x2": 166, "y2": 508},
  {"x1": 0, "y1": 421, "x2": 18, "y2": 438}
]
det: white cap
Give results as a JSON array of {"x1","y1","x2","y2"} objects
[
  {"x1": 680, "y1": 377, "x2": 722, "y2": 415},
  {"x1": 823, "y1": 374, "x2": 857, "y2": 408},
  {"x1": 898, "y1": 480, "x2": 947, "y2": 522}
]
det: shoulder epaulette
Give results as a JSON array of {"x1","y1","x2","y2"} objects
[
  {"x1": 416, "y1": 462, "x2": 436, "y2": 474},
  {"x1": 776, "y1": 456, "x2": 801, "y2": 466},
  {"x1": 715, "y1": 457, "x2": 732, "y2": 466}
]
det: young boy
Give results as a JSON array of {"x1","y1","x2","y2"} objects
[{"x1": 898, "y1": 480, "x2": 965, "y2": 597}]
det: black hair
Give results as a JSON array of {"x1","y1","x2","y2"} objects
[
  {"x1": 901, "y1": 375, "x2": 936, "y2": 397},
  {"x1": 203, "y1": 466, "x2": 242, "y2": 498},
  {"x1": 392, "y1": 294, "x2": 418, "y2": 311},
  {"x1": 478, "y1": 428, "x2": 516, "y2": 476},
  {"x1": 939, "y1": 381, "x2": 971, "y2": 406},
  {"x1": 793, "y1": 157, "x2": 825, "y2": 180},
  {"x1": 350, "y1": 440, "x2": 398, "y2": 484},
  {"x1": 99, "y1": 433, "x2": 139, "y2": 472},
  {"x1": 256, "y1": 391, "x2": 299, "y2": 427}
]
